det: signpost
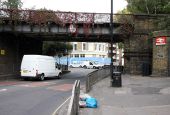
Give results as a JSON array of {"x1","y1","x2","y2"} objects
[{"x1": 110, "y1": 0, "x2": 114, "y2": 86}]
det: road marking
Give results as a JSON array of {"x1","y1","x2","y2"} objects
[
  {"x1": 48, "y1": 84, "x2": 73, "y2": 91},
  {"x1": 115, "y1": 90, "x2": 127, "y2": 94},
  {"x1": 19, "y1": 82, "x2": 55, "y2": 87},
  {"x1": 52, "y1": 96, "x2": 71, "y2": 115},
  {"x1": 20, "y1": 84, "x2": 30, "y2": 87},
  {"x1": 0, "y1": 81, "x2": 24, "y2": 86},
  {"x1": 0, "y1": 89, "x2": 7, "y2": 92}
]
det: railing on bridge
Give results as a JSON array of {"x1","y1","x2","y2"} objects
[
  {"x1": 0, "y1": 8, "x2": 134, "y2": 41},
  {"x1": 0, "y1": 9, "x2": 169, "y2": 28},
  {"x1": 0, "y1": 9, "x2": 112, "y2": 24},
  {"x1": 0, "y1": 9, "x2": 135, "y2": 26}
]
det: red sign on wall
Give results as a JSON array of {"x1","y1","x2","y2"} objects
[{"x1": 155, "y1": 36, "x2": 167, "y2": 45}]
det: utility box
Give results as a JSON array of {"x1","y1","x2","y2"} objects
[
  {"x1": 142, "y1": 62, "x2": 151, "y2": 76},
  {"x1": 111, "y1": 72, "x2": 122, "y2": 87}
]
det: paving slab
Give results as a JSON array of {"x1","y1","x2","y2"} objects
[{"x1": 80, "y1": 75, "x2": 170, "y2": 115}]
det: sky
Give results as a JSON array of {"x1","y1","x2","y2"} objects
[{"x1": 21, "y1": 0, "x2": 127, "y2": 13}]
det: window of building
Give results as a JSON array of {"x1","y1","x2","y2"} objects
[
  {"x1": 75, "y1": 54, "x2": 79, "y2": 57},
  {"x1": 93, "y1": 54, "x2": 96, "y2": 57},
  {"x1": 102, "y1": 45, "x2": 105, "y2": 51},
  {"x1": 99, "y1": 44, "x2": 101, "y2": 51},
  {"x1": 82, "y1": 43, "x2": 88, "y2": 51},
  {"x1": 80, "y1": 54, "x2": 85, "y2": 57},
  {"x1": 73, "y1": 44, "x2": 77, "y2": 51},
  {"x1": 94, "y1": 44, "x2": 97, "y2": 51},
  {"x1": 70, "y1": 54, "x2": 73, "y2": 57}
]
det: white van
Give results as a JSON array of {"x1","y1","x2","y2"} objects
[
  {"x1": 20, "y1": 55, "x2": 62, "y2": 80},
  {"x1": 81, "y1": 61, "x2": 104, "y2": 69},
  {"x1": 81, "y1": 61, "x2": 94, "y2": 69},
  {"x1": 69, "y1": 61, "x2": 82, "y2": 68}
]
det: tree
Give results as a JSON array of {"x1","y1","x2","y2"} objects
[
  {"x1": 2, "y1": 0, "x2": 23, "y2": 9},
  {"x1": 43, "y1": 42, "x2": 73, "y2": 56},
  {"x1": 126, "y1": 0, "x2": 170, "y2": 14},
  {"x1": 125, "y1": 0, "x2": 170, "y2": 30},
  {"x1": 118, "y1": 42, "x2": 124, "y2": 49}
]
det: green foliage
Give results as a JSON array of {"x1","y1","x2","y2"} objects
[
  {"x1": 43, "y1": 42, "x2": 73, "y2": 56},
  {"x1": 125, "y1": 0, "x2": 170, "y2": 30},
  {"x1": 126, "y1": 0, "x2": 170, "y2": 14},
  {"x1": 164, "y1": 2, "x2": 170, "y2": 13},
  {"x1": 117, "y1": 8, "x2": 131, "y2": 14},
  {"x1": 118, "y1": 42, "x2": 124, "y2": 49},
  {"x1": 2, "y1": 0, "x2": 23, "y2": 9}
]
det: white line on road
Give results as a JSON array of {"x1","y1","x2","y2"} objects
[
  {"x1": 52, "y1": 96, "x2": 71, "y2": 115},
  {"x1": 20, "y1": 84, "x2": 30, "y2": 87},
  {"x1": 0, "y1": 89, "x2": 7, "y2": 92}
]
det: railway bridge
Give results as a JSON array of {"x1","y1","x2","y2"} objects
[
  {"x1": 0, "y1": 8, "x2": 169, "y2": 78},
  {"x1": 0, "y1": 9, "x2": 130, "y2": 79}
]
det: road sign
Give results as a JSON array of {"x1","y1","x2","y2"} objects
[
  {"x1": 156, "y1": 36, "x2": 166, "y2": 45},
  {"x1": 69, "y1": 24, "x2": 77, "y2": 34}
]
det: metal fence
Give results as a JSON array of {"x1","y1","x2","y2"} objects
[
  {"x1": 86, "y1": 67, "x2": 110, "y2": 93},
  {"x1": 53, "y1": 68, "x2": 110, "y2": 115},
  {"x1": 67, "y1": 80, "x2": 80, "y2": 115}
]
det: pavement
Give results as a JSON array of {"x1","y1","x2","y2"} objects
[{"x1": 80, "y1": 74, "x2": 170, "y2": 115}]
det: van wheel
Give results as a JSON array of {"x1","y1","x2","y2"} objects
[
  {"x1": 70, "y1": 65, "x2": 73, "y2": 68},
  {"x1": 23, "y1": 77, "x2": 29, "y2": 81},
  {"x1": 39, "y1": 74, "x2": 44, "y2": 81},
  {"x1": 83, "y1": 65, "x2": 87, "y2": 69},
  {"x1": 57, "y1": 73, "x2": 61, "y2": 79}
]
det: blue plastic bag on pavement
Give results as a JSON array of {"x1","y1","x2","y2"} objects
[{"x1": 86, "y1": 97, "x2": 98, "y2": 108}]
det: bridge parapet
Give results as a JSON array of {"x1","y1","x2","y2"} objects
[
  {"x1": 0, "y1": 9, "x2": 135, "y2": 24},
  {"x1": 0, "y1": 9, "x2": 110, "y2": 24},
  {"x1": 0, "y1": 9, "x2": 133, "y2": 42}
]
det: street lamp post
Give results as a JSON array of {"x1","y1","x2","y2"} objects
[
  {"x1": 110, "y1": 0, "x2": 122, "y2": 87},
  {"x1": 110, "y1": 0, "x2": 114, "y2": 86}
]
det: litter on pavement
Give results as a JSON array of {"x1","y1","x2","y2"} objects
[{"x1": 79, "y1": 93, "x2": 98, "y2": 108}]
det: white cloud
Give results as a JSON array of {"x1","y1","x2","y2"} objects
[{"x1": 22, "y1": 0, "x2": 127, "y2": 13}]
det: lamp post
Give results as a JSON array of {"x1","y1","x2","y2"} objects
[
  {"x1": 110, "y1": 0, "x2": 114, "y2": 86},
  {"x1": 110, "y1": 0, "x2": 122, "y2": 87}
]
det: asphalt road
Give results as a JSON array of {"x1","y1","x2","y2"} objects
[{"x1": 0, "y1": 68, "x2": 95, "y2": 115}]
